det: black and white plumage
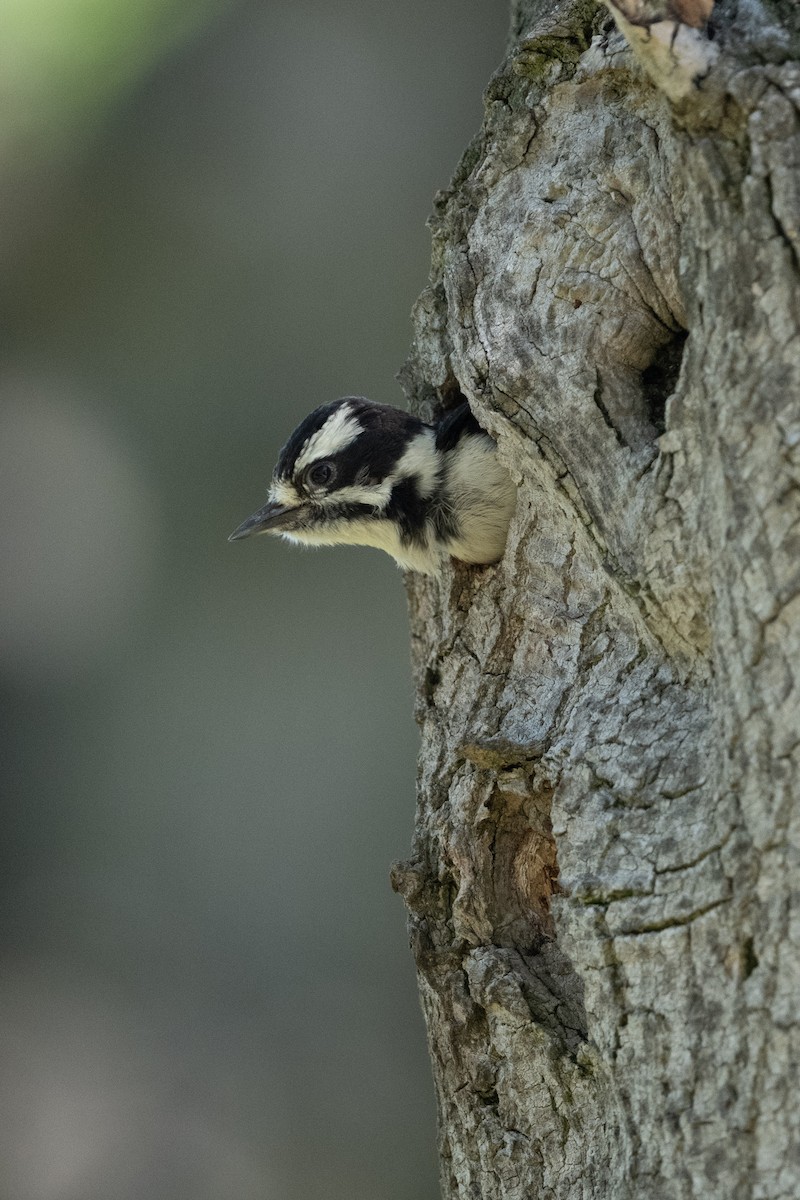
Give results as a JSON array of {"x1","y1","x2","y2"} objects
[{"x1": 228, "y1": 397, "x2": 516, "y2": 574}]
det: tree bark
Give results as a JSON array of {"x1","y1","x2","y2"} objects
[{"x1": 391, "y1": 2, "x2": 800, "y2": 1196}]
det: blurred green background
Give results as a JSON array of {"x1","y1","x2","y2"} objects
[{"x1": 0, "y1": 1, "x2": 507, "y2": 1197}]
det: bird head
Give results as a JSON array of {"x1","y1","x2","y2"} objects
[{"x1": 228, "y1": 398, "x2": 439, "y2": 560}]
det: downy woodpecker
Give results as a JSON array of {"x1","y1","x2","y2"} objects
[{"x1": 228, "y1": 397, "x2": 516, "y2": 574}]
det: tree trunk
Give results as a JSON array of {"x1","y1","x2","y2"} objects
[{"x1": 391, "y1": 2, "x2": 800, "y2": 1197}]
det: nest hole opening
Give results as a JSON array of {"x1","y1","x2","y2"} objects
[{"x1": 642, "y1": 330, "x2": 688, "y2": 436}]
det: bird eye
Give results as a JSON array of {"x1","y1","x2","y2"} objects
[{"x1": 306, "y1": 460, "x2": 335, "y2": 489}]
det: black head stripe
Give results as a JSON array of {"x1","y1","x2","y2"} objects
[{"x1": 338, "y1": 401, "x2": 428, "y2": 483}]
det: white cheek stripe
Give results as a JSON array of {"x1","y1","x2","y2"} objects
[
  {"x1": 294, "y1": 405, "x2": 363, "y2": 472},
  {"x1": 320, "y1": 480, "x2": 393, "y2": 509},
  {"x1": 270, "y1": 478, "x2": 392, "y2": 511}
]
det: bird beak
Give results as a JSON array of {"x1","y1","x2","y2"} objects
[{"x1": 228, "y1": 500, "x2": 302, "y2": 541}]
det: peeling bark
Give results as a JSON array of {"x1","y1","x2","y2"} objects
[
  {"x1": 604, "y1": 0, "x2": 718, "y2": 101},
  {"x1": 393, "y1": 2, "x2": 800, "y2": 1196}
]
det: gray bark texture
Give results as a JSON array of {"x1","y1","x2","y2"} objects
[{"x1": 391, "y1": 2, "x2": 800, "y2": 1197}]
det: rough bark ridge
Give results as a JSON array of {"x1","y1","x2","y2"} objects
[{"x1": 392, "y1": 2, "x2": 800, "y2": 1196}]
